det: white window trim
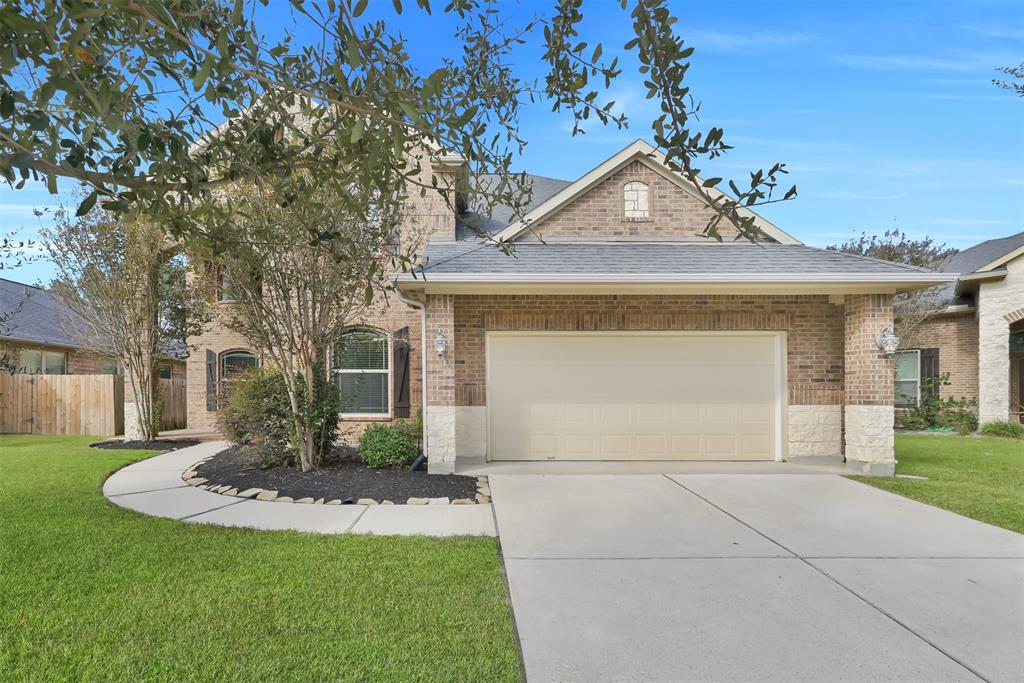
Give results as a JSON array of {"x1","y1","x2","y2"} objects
[
  {"x1": 895, "y1": 349, "x2": 921, "y2": 407},
  {"x1": 337, "y1": 332, "x2": 393, "y2": 419}
]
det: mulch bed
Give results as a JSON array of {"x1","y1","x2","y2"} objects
[
  {"x1": 194, "y1": 446, "x2": 479, "y2": 503},
  {"x1": 91, "y1": 439, "x2": 201, "y2": 452}
]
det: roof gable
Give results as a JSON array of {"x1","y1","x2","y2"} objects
[{"x1": 493, "y1": 140, "x2": 800, "y2": 245}]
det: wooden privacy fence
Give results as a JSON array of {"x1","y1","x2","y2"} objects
[
  {"x1": 0, "y1": 374, "x2": 187, "y2": 436},
  {"x1": 159, "y1": 377, "x2": 186, "y2": 431},
  {"x1": 0, "y1": 374, "x2": 124, "y2": 436}
]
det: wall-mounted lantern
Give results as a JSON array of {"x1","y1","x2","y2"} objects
[
  {"x1": 434, "y1": 325, "x2": 449, "y2": 356},
  {"x1": 875, "y1": 326, "x2": 900, "y2": 356}
]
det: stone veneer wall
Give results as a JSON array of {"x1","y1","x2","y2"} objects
[
  {"x1": 529, "y1": 160, "x2": 746, "y2": 241},
  {"x1": 902, "y1": 312, "x2": 979, "y2": 403},
  {"x1": 843, "y1": 294, "x2": 895, "y2": 473},
  {"x1": 977, "y1": 254, "x2": 1024, "y2": 423},
  {"x1": 787, "y1": 405, "x2": 842, "y2": 457}
]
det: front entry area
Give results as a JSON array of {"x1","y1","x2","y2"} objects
[{"x1": 486, "y1": 332, "x2": 783, "y2": 461}]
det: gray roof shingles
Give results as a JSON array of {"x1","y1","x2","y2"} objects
[
  {"x1": 410, "y1": 242, "x2": 938, "y2": 277},
  {"x1": 0, "y1": 278, "x2": 186, "y2": 360},
  {"x1": 456, "y1": 174, "x2": 572, "y2": 239},
  {"x1": 934, "y1": 230, "x2": 1024, "y2": 305}
]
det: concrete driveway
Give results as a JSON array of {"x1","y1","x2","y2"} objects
[{"x1": 490, "y1": 474, "x2": 1024, "y2": 682}]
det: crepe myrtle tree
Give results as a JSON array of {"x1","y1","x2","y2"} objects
[
  {"x1": 210, "y1": 182, "x2": 406, "y2": 472},
  {"x1": 1, "y1": 0, "x2": 795, "y2": 258},
  {"x1": 43, "y1": 205, "x2": 208, "y2": 440}
]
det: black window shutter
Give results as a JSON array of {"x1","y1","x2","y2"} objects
[
  {"x1": 205, "y1": 349, "x2": 218, "y2": 411},
  {"x1": 921, "y1": 348, "x2": 940, "y2": 398},
  {"x1": 393, "y1": 327, "x2": 411, "y2": 418}
]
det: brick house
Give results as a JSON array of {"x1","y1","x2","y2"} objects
[
  {"x1": 898, "y1": 231, "x2": 1024, "y2": 424},
  {"x1": 187, "y1": 140, "x2": 952, "y2": 475},
  {"x1": 0, "y1": 278, "x2": 186, "y2": 379}
]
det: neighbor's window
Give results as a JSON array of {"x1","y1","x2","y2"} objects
[
  {"x1": 158, "y1": 363, "x2": 173, "y2": 379},
  {"x1": 623, "y1": 181, "x2": 650, "y2": 220},
  {"x1": 100, "y1": 359, "x2": 122, "y2": 375},
  {"x1": 220, "y1": 350, "x2": 258, "y2": 384},
  {"x1": 336, "y1": 329, "x2": 390, "y2": 416},
  {"x1": 219, "y1": 271, "x2": 236, "y2": 301},
  {"x1": 895, "y1": 350, "x2": 920, "y2": 407},
  {"x1": 17, "y1": 348, "x2": 66, "y2": 375}
]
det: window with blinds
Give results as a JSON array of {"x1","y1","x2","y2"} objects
[
  {"x1": 336, "y1": 329, "x2": 390, "y2": 415},
  {"x1": 895, "y1": 350, "x2": 920, "y2": 407}
]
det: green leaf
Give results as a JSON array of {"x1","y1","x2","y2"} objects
[
  {"x1": 702, "y1": 177, "x2": 722, "y2": 188},
  {"x1": 353, "y1": 0, "x2": 368, "y2": 17},
  {"x1": 392, "y1": 0, "x2": 403, "y2": 14},
  {"x1": 76, "y1": 191, "x2": 98, "y2": 216},
  {"x1": 350, "y1": 119, "x2": 364, "y2": 143}
]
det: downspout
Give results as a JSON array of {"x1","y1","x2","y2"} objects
[{"x1": 396, "y1": 288, "x2": 428, "y2": 469}]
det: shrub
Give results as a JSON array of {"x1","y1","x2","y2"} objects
[
  {"x1": 896, "y1": 373, "x2": 977, "y2": 435},
  {"x1": 217, "y1": 367, "x2": 296, "y2": 466},
  {"x1": 358, "y1": 423, "x2": 419, "y2": 468},
  {"x1": 981, "y1": 420, "x2": 1024, "y2": 440}
]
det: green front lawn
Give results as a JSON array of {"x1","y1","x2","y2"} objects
[
  {"x1": 0, "y1": 435, "x2": 521, "y2": 681},
  {"x1": 852, "y1": 434, "x2": 1024, "y2": 534}
]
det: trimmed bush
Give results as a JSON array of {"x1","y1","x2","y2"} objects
[
  {"x1": 980, "y1": 420, "x2": 1024, "y2": 440},
  {"x1": 358, "y1": 423, "x2": 419, "y2": 468},
  {"x1": 217, "y1": 367, "x2": 296, "y2": 466}
]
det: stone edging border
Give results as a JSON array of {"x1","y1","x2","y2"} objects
[{"x1": 181, "y1": 454, "x2": 491, "y2": 507}]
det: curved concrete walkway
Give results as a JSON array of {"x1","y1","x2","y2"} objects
[{"x1": 103, "y1": 441, "x2": 496, "y2": 536}]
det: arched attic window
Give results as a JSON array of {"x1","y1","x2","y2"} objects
[
  {"x1": 335, "y1": 328, "x2": 391, "y2": 416},
  {"x1": 623, "y1": 181, "x2": 650, "y2": 220}
]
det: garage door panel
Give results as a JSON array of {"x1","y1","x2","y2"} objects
[{"x1": 488, "y1": 334, "x2": 779, "y2": 461}]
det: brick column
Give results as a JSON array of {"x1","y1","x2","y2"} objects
[
  {"x1": 843, "y1": 294, "x2": 896, "y2": 476},
  {"x1": 424, "y1": 293, "x2": 456, "y2": 473}
]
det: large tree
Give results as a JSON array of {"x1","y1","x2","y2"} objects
[
  {"x1": 1, "y1": 0, "x2": 796, "y2": 257},
  {"x1": 212, "y1": 181, "x2": 404, "y2": 471},
  {"x1": 43, "y1": 207, "x2": 207, "y2": 440},
  {"x1": 828, "y1": 229, "x2": 960, "y2": 345}
]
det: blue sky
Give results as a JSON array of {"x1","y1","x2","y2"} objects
[{"x1": 2, "y1": 0, "x2": 1022, "y2": 284}]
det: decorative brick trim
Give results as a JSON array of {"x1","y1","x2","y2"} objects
[{"x1": 1003, "y1": 307, "x2": 1024, "y2": 323}]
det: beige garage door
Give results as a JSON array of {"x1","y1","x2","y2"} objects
[{"x1": 487, "y1": 332, "x2": 782, "y2": 461}]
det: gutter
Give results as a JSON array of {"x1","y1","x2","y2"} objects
[{"x1": 394, "y1": 272, "x2": 957, "y2": 285}]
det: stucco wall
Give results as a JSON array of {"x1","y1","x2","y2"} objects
[{"x1": 977, "y1": 254, "x2": 1024, "y2": 422}]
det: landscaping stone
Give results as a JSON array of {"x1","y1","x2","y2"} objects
[
  {"x1": 255, "y1": 490, "x2": 278, "y2": 502},
  {"x1": 326, "y1": 499, "x2": 342, "y2": 505},
  {"x1": 407, "y1": 497, "x2": 428, "y2": 505},
  {"x1": 295, "y1": 497, "x2": 315, "y2": 504},
  {"x1": 183, "y1": 470, "x2": 198, "y2": 479},
  {"x1": 477, "y1": 485, "x2": 492, "y2": 496},
  {"x1": 381, "y1": 500, "x2": 394, "y2": 505},
  {"x1": 428, "y1": 497, "x2": 450, "y2": 505},
  {"x1": 452, "y1": 498, "x2": 475, "y2": 505},
  {"x1": 237, "y1": 488, "x2": 262, "y2": 498},
  {"x1": 314, "y1": 498, "x2": 325, "y2": 504},
  {"x1": 186, "y1": 477, "x2": 207, "y2": 486},
  {"x1": 357, "y1": 498, "x2": 378, "y2": 505},
  {"x1": 276, "y1": 496, "x2": 294, "y2": 503},
  {"x1": 223, "y1": 488, "x2": 239, "y2": 497},
  {"x1": 476, "y1": 493, "x2": 491, "y2": 504},
  {"x1": 215, "y1": 485, "x2": 232, "y2": 494}
]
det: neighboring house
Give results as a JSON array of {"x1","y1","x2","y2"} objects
[
  {"x1": 0, "y1": 278, "x2": 186, "y2": 379},
  {"x1": 899, "y1": 231, "x2": 1024, "y2": 424},
  {"x1": 189, "y1": 140, "x2": 952, "y2": 475}
]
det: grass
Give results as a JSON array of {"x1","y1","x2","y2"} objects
[
  {"x1": 851, "y1": 434, "x2": 1024, "y2": 534},
  {"x1": 0, "y1": 435, "x2": 521, "y2": 682}
]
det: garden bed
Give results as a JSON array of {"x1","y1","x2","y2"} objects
[
  {"x1": 191, "y1": 445, "x2": 484, "y2": 504},
  {"x1": 92, "y1": 439, "x2": 201, "y2": 452}
]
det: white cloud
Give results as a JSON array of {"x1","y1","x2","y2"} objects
[
  {"x1": 686, "y1": 30, "x2": 816, "y2": 53},
  {"x1": 833, "y1": 49, "x2": 1015, "y2": 73},
  {"x1": 962, "y1": 24, "x2": 1024, "y2": 40}
]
